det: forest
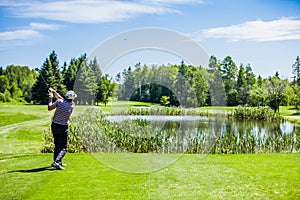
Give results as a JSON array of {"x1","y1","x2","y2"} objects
[{"x1": 0, "y1": 51, "x2": 299, "y2": 112}]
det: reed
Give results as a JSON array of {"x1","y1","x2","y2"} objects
[{"x1": 41, "y1": 108, "x2": 299, "y2": 154}]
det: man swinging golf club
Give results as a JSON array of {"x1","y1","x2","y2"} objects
[{"x1": 48, "y1": 88, "x2": 77, "y2": 170}]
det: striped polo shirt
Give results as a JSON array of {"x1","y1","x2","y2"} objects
[{"x1": 50, "y1": 99, "x2": 75, "y2": 125}]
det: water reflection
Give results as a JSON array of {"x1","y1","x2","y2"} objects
[{"x1": 106, "y1": 115, "x2": 299, "y2": 154}]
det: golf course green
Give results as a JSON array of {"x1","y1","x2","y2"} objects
[{"x1": 0, "y1": 103, "x2": 299, "y2": 200}]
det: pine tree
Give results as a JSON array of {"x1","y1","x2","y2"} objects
[
  {"x1": 32, "y1": 51, "x2": 66, "y2": 104},
  {"x1": 292, "y1": 56, "x2": 300, "y2": 86}
]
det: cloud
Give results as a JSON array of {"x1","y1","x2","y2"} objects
[
  {"x1": 29, "y1": 23, "x2": 59, "y2": 30},
  {"x1": 0, "y1": 22, "x2": 59, "y2": 42},
  {"x1": 2, "y1": 0, "x2": 183, "y2": 24},
  {"x1": 144, "y1": 0, "x2": 204, "y2": 5},
  {"x1": 0, "y1": 29, "x2": 40, "y2": 41},
  {"x1": 199, "y1": 17, "x2": 300, "y2": 42}
]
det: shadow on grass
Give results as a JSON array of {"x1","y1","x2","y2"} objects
[{"x1": 8, "y1": 166, "x2": 56, "y2": 173}]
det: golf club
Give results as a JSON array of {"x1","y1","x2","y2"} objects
[{"x1": 35, "y1": 67, "x2": 48, "y2": 87}]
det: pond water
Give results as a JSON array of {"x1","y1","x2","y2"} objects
[
  {"x1": 105, "y1": 115, "x2": 299, "y2": 154},
  {"x1": 85, "y1": 115, "x2": 299, "y2": 173},
  {"x1": 107, "y1": 115, "x2": 295, "y2": 134}
]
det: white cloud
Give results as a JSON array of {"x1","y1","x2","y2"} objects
[
  {"x1": 200, "y1": 17, "x2": 300, "y2": 42},
  {"x1": 3, "y1": 0, "x2": 180, "y2": 24},
  {"x1": 29, "y1": 23, "x2": 59, "y2": 30},
  {"x1": 144, "y1": 0, "x2": 204, "y2": 5},
  {"x1": 0, "y1": 29, "x2": 40, "y2": 41},
  {"x1": 0, "y1": 22, "x2": 59, "y2": 42}
]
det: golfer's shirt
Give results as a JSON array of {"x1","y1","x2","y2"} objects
[{"x1": 50, "y1": 99, "x2": 75, "y2": 125}]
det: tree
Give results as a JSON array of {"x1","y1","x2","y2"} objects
[
  {"x1": 32, "y1": 51, "x2": 66, "y2": 104},
  {"x1": 220, "y1": 56, "x2": 238, "y2": 105},
  {"x1": 3, "y1": 65, "x2": 37, "y2": 102},
  {"x1": 265, "y1": 76, "x2": 287, "y2": 112},
  {"x1": 291, "y1": 56, "x2": 300, "y2": 110},
  {"x1": 245, "y1": 64, "x2": 256, "y2": 86},
  {"x1": 74, "y1": 57, "x2": 99, "y2": 105},
  {"x1": 174, "y1": 62, "x2": 197, "y2": 107},
  {"x1": 221, "y1": 56, "x2": 238, "y2": 93},
  {"x1": 95, "y1": 74, "x2": 116, "y2": 106},
  {"x1": 160, "y1": 95, "x2": 170, "y2": 106},
  {"x1": 64, "y1": 55, "x2": 86, "y2": 90},
  {"x1": 0, "y1": 75, "x2": 9, "y2": 93},
  {"x1": 237, "y1": 65, "x2": 246, "y2": 89},
  {"x1": 292, "y1": 56, "x2": 300, "y2": 86}
]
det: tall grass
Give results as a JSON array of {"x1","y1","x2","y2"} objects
[
  {"x1": 117, "y1": 106, "x2": 210, "y2": 116},
  {"x1": 230, "y1": 106, "x2": 283, "y2": 121}
]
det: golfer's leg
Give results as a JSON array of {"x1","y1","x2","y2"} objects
[
  {"x1": 55, "y1": 127, "x2": 68, "y2": 163},
  {"x1": 51, "y1": 124, "x2": 59, "y2": 161}
]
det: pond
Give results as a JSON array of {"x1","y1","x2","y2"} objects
[
  {"x1": 105, "y1": 115, "x2": 299, "y2": 154},
  {"x1": 72, "y1": 113, "x2": 299, "y2": 173}
]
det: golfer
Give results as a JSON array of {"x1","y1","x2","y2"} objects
[{"x1": 48, "y1": 88, "x2": 77, "y2": 170}]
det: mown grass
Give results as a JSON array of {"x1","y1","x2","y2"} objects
[
  {"x1": 0, "y1": 153, "x2": 299, "y2": 200},
  {"x1": 0, "y1": 102, "x2": 299, "y2": 199}
]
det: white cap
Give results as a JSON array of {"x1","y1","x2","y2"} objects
[{"x1": 65, "y1": 91, "x2": 77, "y2": 99}]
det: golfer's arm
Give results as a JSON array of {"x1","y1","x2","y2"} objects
[
  {"x1": 53, "y1": 90, "x2": 63, "y2": 100},
  {"x1": 48, "y1": 98, "x2": 54, "y2": 111}
]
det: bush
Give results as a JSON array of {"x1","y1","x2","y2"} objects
[{"x1": 231, "y1": 106, "x2": 283, "y2": 121}]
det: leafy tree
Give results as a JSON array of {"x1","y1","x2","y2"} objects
[
  {"x1": 250, "y1": 76, "x2": 267, "y2": 106},
  {"x1": 3, "y1": 65, "x2": 37, "y2": 102},
  {"x1": 160, "y1": 95, "x2": 170, "y2": 106},
  {"x1": 174, "y1": 62, "x2": 197, "y2": 107},
  {"x1": 265, "y1": 76, "x2": 287, "y2": 112},
  {"x1": 95, "y1": 74, "x2": 116, "y2": 106},
  {"x1": 0, "y1": 75, "x2": 9, "y2": 93}
]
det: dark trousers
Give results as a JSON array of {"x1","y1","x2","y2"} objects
[{"x1": 51, "y1": 122, "x2": 68, "y2": 164}]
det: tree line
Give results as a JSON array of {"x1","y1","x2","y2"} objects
[
  {"x1": 118, "y1": 55, "x2": 300, "y2": 112},
  {"x1": 0, "y1": 51, "x2": 299, "y2": 112},
  {"x1": 0, "y1": 51, "x2": 116, "y2": 105}
]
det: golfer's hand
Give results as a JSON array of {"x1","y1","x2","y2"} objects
[
  {"x1": 49, "y1": 92, "x2": 54, "y2": 99},
  {"x1": 48, "y1": 88, "x2": 55, "y2": 93}
]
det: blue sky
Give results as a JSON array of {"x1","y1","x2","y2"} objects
[{"x1": 0, "y1": 0, "x2": 299, "y2": 79}]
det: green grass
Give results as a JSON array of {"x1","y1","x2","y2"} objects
[
  {"x1": 280, "y1": 106, "x2": 300, "y2": 116},
  {"x1": 0, "y1": 153, "x2": 299, "y2": 200},
  {"x1": 0, "y1": 102, "x2": 299, "y2": 199}
]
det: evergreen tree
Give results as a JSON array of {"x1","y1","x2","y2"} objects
[
  {"x1": 64, "y1": 55, "x2": 85, "y2": 90},
  {"x1": 292, "y1": 56, "x2": 300, "y2": 86},
  {"x1": 32, "y1": 51, "x2": 66, "y2": 104},
  {"x1": 220, "y1": 56, "x2": 238, "y2": 105},
  {"x1": 237, "y1": 65, "x2": 246, "y2": 89}
]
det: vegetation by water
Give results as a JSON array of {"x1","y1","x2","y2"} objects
[
  {"x1": 42, "y1": 108, "x2": 300, "y2": 154},
  {"x1": 230, "y1": 106, "x2": 283, "y2": 121}
]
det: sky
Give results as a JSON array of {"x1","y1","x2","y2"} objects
[{"x1": 0, "y1": 0, "x2": 300, "y2": 79}]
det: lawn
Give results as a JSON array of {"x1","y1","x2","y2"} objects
[
  {"x1": 0, "y1": 153, "x2": 299, "y2": 200},
  {"x1": 0, "y1": 102, "x2": 299, "y2": 199}
]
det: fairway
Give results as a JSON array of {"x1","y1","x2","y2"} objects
[
  {"x1": 1, "y1": 153, "x2": 299, "y2": 199},
  {"x1": 0, "y1": 103, "x2": 299, "y2": 199}
]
